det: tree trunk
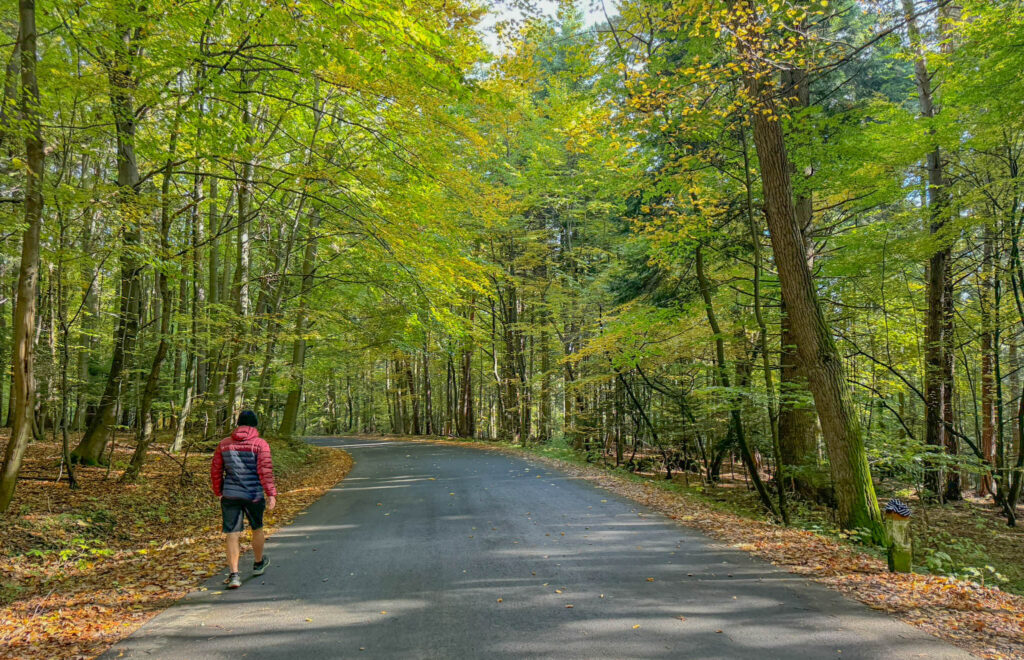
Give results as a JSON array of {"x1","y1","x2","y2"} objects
[
  {"x1": 456, "y1": 307, "x2": 475, "y2": 437},
  {"x1": 902, "y1": 0, "x2": 958, "y2": 503},
  {"x1": 695, "y1": 245, "x2": 778, "y2": 517},
  {"x1": 73, "y1": 211, "x2": 100, "y2": 430},
  {"x1": 746, "y1": 71, "x2": 884, "y2": 539},
  {"x1": 0, "y1": 265, "x2": 7, "y2": 427},
  {"x1": 742, "y1": 129, "x2": 789, "y2": 523},
  {"x1": 777, "y1": 52, "x2": 820, "y2": 494},
  {"x1": 0, "y1": 0, "x2": 43, "y2": 512},
  {"x1": 226, "y1": 74, "x2": 254, "y2": 426},
  {"x1": 979, "y1": 225, "x2": 997, "y2": 496},
  {"x1": 0, "y1": 24, "x2": 20, "y2": 153},
  {"x1": 422, "y1": 343, "x2": 432, "y2": 435},
  {"x1": 539, "y1": 308, "x2": 552, "y2": 443},
  {"x1": 123, "y1": 123, "x2": 180, "y2": 480},
  {"x1": 172, "y1": 168, "x2": 205, "y2": 453},
  {"x1": 279, "y1": 215, "x2": 320, "y2": 440},
  {"x1": 72, "y1": 18, "x2": 144, "y2": 465},
  {"x1": 56, "y1": 220, "x2": 78, "y2": 490},
  {"x1": 406, "y1": 360, "x2": 420, "y2": 435},
  {"x1": 206, "y1": 175, "x2": 220, "y2": 399}
]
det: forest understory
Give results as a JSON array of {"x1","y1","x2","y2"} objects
[
  {"x1": 0, "y1": 431, "x2": 353, "y2": 660},
  {"x1": 360, "y1": 433, "x2": 1024, "y2": 660}
]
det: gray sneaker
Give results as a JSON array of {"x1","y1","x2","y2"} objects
[
  {"x1": 226, "y1": 572, "x2": 242, "y2": 589},
  {"x1": 253, "y1": 556, "x2": 269, "y2": 576}
]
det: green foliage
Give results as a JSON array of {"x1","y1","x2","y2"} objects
[{"x1": 922, "y1": 534, "x2": 1009, "y2": 587}]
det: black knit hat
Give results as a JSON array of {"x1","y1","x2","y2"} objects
[{"x1": 237, "y1": 410, "x2": 258, "y2": 428}]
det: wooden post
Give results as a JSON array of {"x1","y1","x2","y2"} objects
[{"x1": 883, "y1": 500, "x2": 913, "y2": 573}]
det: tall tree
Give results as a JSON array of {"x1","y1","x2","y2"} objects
[
  {"x1": 732, "y1": 0, "x2": 885, "y2": 538},
  {"x1": 902, "y1": 0, "x2": 960, "y2": 502},
  {"x1": 0, "y1": 0, "x2": 43, "y2": 513},
  {"x1": 72, "y1": 3, "x2": 145, "y2": 464}
]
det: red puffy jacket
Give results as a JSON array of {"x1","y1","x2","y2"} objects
[{"x1": 211, "y1": 426, "x2": 277, "y2": 501}]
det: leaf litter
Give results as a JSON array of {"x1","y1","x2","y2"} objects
[{"x1": 0, "y1": 436, "x2": 353, "y2": 660}]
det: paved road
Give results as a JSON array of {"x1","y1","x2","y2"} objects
[{"x1": 106, "y1": 437, "x2": 970, "y2": 659}]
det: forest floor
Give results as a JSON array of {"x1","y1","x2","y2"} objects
[
  {"x1": 0, "y1": 432, "x2": 354, "y2": 660},
  {"x1": 360, "y1": 434, "x2": 1024, "y2": 660}
]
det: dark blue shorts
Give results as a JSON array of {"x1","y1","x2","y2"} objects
[{"x1": 221, "y1": 497, "x2": 265, "y2": 533}]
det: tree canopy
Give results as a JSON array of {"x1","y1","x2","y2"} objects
[{"x1": 1, "y1": 0, "x2": 1024, "y2": 540}]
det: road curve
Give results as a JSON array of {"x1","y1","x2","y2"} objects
[{"x1": 105, "y1": 437, "x2": 970, "y2": 659}]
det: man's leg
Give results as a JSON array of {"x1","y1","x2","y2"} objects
[
  {"x1": 246, "y1": 499, "x2": 267, "y2": 567},
  {"x1": 226, "y1": 532, "x2": 241, "y2": 573},
  {"x1": 252, "y1": 528, "x2": 265, "y2": 563}
]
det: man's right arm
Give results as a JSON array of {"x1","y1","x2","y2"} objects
[
  {"x1": 256, "y1": 439, "x2": 277, "y2": 509},
  {"x1": 211, "y1": 444, "x2": 224, "y2": 497}
]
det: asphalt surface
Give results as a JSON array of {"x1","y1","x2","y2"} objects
[{"x1": 105, "y1": 437, "x2": 971, "y2": 659}]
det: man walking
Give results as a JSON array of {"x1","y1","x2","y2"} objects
[{"x1": 211, "y1": 410, "x2": 277, "y2": 589}]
